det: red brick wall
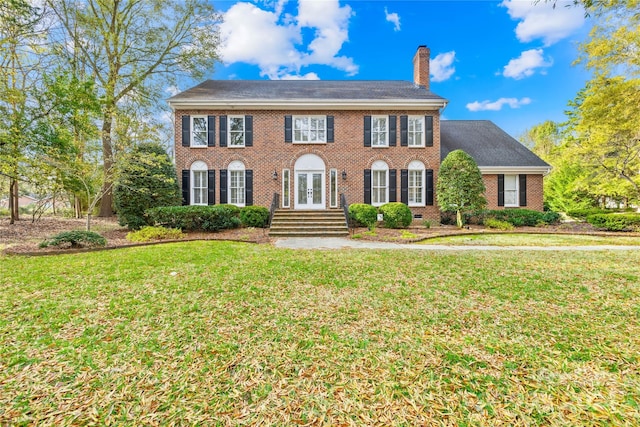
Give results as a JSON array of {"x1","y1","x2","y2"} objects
[
  {"x1": 175, "y1": 109, "x2": 443, "y2": 221},
  {"x1": 483, "y1": 174, "x2": 544, "y2": 211}
]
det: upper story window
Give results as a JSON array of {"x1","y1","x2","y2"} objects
[
  {"x1": 408, "y1": 117, "x2": 424, "y2": 147},
  {"x1": 229, "y1": 116, "x2": 245, "y2": 147},
  {"x1": 191, "y1": 116, "x2": 207, "y2": 147},
  {"x1": 294, "y1": 116, "x2": 326, "y2": 143},
  {"x1": 371, "y1": 116, "x2": 388, "y2": 147}
]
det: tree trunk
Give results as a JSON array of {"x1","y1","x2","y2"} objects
[
  {"x1": 9, "y1": 177, "x2": 19, "y2": 224},
  {"x1": 456, "y1": 209, "x2": 463, "y2": 228},
  {"x1": 98, "y1": 112, "x2": 114, "y2": 217}
]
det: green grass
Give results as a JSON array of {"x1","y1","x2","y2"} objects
[
  {"x1": 422, "y1": 233, "x2": 640, "y2": 246},
  {"x1": 1, "y1": 242, "x2": 640, "y2": 425}
]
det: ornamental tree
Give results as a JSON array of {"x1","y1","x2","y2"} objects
[{"x1": 436, "y1": 149, "x2": 487, "y2": 228}]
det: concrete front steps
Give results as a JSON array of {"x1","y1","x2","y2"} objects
[{"x1": 269, "y1": 209, "x2": 349, "y2": 237}]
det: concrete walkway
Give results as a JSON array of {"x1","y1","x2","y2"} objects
[{"x1": 273, "y1": 237, "x2": 640, "y2": 251}]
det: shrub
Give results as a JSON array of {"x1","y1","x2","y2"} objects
[
  {"x1": 126, "y1": 226, "x2": 185, "y2": 242},
  {"x1": 484, "y1": 218, "x2": 514, "y2": 231},
  {"x1": 40, "y1": 230, "x2": 106, "y2": 249},
  {"x1": 586, "y1": 213, "x2": 640, "y2": 231},
  {"x1": 484, "y1": 209, "x2": 560, "y2": 227},
  {"x1": 113, "y1": 142, "x2": 181, "y2": 230},
  {"x1": 379, "y1": 202, "x2": 412, "y2": 229},
  {"x1": 146, "y1": 205, "x2": 241, "y2": 231},
  {"x1": 566, "y1": 208, "x2": 610, "y2": 220},
  {"x1": 423, "y1": 219, "x2": 432, "y2": 229},
  {"x1": 348, "y1": 203, "x2": 378, "y2": 230},
  {"x1": 240, "y1": 206, "x2": 270, "y2": 228}
]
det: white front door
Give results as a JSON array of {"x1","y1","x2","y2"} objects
[{"x1": 295, "y1": 171, "x2": 324, "y2": 209}]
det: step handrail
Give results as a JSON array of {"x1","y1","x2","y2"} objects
[
  {"x1": 269, "y1": 193, "x2": 280, "y2": 226},
  {"x1": 340, "y1": 193, "x2": 350, "y2": 233}
]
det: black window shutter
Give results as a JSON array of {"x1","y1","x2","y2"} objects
[
  {"x1": 181, "y1": 169, "x2": 190, "y2": 205},
  {"x1": 389, "y1": 116, "x2": 397, "y2": 147},
  {"x1": 498, "y1": 174, "x2": 505, "y2": 207},
  {"x1": 389, "y1": 169, "x2": 397, "y2": 202},
  {"x1": 207, "y1": 170, "x2": 216, "y2": 205},
  {"x1": 220, "y1": 169, "x2": 228, "y2": 204},
  {"x1": 207, "y1": 116, "x2": 216, "y2": 147},
  {"x1": 519, "y1": 174, "x2": 527, "y2": 207},
  {"x1": 182, "y1": 115, "x2": 190, "y2": 147},
  {"x1": 245, "y1": 170, "x2": 253, "y2": 206},
  {"x1": 364, "y1": 116, "x2": 371, "y2": 147},
  {"x1": 284, "y1": 115, "x2": 292, "y2": 143},
  {"x1": 364, "y1": 169, "x2": 372, "y2": 204},
  {"x1": 426, "y1": 169, "x2": 434, "y2": 206},
  {"x1": 245, "y1": 115, "x2": 253, "y2": 147},
  {"x1": 400, "y1": 169, "x2": 409, "y2": 204},
  {"x1": 219, "y1": 115, "x2": 227, "y2": 147},
  {"x1": 327, "y1": 116, "x2": 334, "y2": 142},
  {"x1": 425, "y1": 116, "x2": 433, "y2": 147},
  {"x1": 400, "y1": 116, "x2": 408, "y2": 147}
]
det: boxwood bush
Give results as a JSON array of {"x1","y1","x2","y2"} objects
[
  {"x1": 566, "y1": 208, "x2": 610, "y2": 220},
  {"x1": 240, "y1": 206, "x2": 270, "y2": 228},
  {"x1": 126, "y1": 226, "x2": 185, "y2": 242},
  {"x1": 146, "y1": 205, "x2": 241, "y2": 231},
  {"x1": 379, "y1": 202, "x2": 413, "y2": 229},
  {"x1": 586, "y1": 213, "x2": 640, "y2": 231},
  {"x1": 348, "y1": 203, "x2": 378, "y2": 230},
  {"x1": 483, "y1": 209, "x2": 560, "y2": 227},
  {"x1": 39, "y1": 230, "x2": 107, "y2": 249}
]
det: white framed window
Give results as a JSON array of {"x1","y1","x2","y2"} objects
[
  {"x1": 282, "y1": 169, "x2": 290, "y2": 208},
  {"x1": 228, "y1": 160, "x2": 245, "y2": 206},
  {"x1": 408, "y1": 116, "x2": 424, "y2": 147},
  {"x1": 408, "y1": 160, "x2": 425, "y2": 206},
  {"x1": 372, "y1": 160, "x2": 389, "y2": 206},
  {"x1": 372, "y1": 116, "x2": 388, "y2": 147},
  {"x1": 293, "y1": 116, "x2": 326, "y2": 143},
  {"x1": 191, "y1": 116, "x2": 207, "y2": 147},
  {"x1": 191, "y1": 161, "x2": 208, "y2": 205},
  {"x1": 228, "y1": 116, "x2": 245, "y2": 147},
  {"x1": 504, "y1": 174, "x2": 519, "y2": 207},
  {"x1": 330, "y1": 169, "x2": 338, "y2": 208}
]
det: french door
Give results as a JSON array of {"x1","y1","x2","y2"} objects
[{"x1": 295, "y1": 171, "x2": 324, "y2": 209}]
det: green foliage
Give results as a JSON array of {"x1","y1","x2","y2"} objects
[
  {"x1": 113, "y1": 143, "x2": 181, "y2": 230},
  {"x1": 519, "y1": 120, "x2": 561, "y2": 161},
  {"x1": 348, "y1": 203, "x2": 378, "y2": 230},
  {"x1": 484, "y1": 218, "x2": 515, "y2": 231},
  {"x1": 586, "y1": 213, "x2": 640, "y2": 231},
  {"x1": 39, "y1": 230, "x2": 106, "y2": 249},
  {"x1": 422, "y1": 220, "x2": 432, "y2": 229},
  {"x1": 378, "y1": 202, "x2": 412, "y2": 229},
  {"x1": 126, "y1": 226, "x2": 185, "y2": 243},
  {"x1": 566, "y1": 207, "x2": 611, "y2": 220},
  {"x1": 240, "y1": 206, "x2": 270, "y2": 228},
  {"x1": 146, "y1": 205, "x2": 241, "y2": 232},
  {"x1": 437, "y1": 150, "x2": 486, "y2": 227},
  {"x1": 484, "y1": 209, "x2": 561, "y2": 227}
]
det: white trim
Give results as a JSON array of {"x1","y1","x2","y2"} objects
[
  {"x1": 293, "y1": 115, "x2": 327, "y2": 144},
  {"x1": 330, "y1": 169, "x2": 338, "y2": 208},
  {"x1": 228, "y1": 115, "x2": 245, "y2": 147},
  {"x1": 169, "y1": 99, "x2": 448, "y2": 111},
  {"x1": 407, "y1": 116, "x2": 425, "y2": 147},
  {"x1": 294, "y1": 154, "x2": 326, "y2": 210},
  {"x1": 282, "y1": 169, "x2": 290, "y2": 208},
  {"x1": 479, "y1": 166, "x2": 551, "y2": 175},
  {"x1": 371, "y1": 116, "x2": 388, "y2": 147},
  {"x1": 503, "y1": 174, "x2": 519, "y2": 208}
]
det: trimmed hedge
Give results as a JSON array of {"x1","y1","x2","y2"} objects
[
  {"x1": 379, "y1": 202, "x2": 412, "y2": 229},
  {"x1": 40, "y1": 230, "x2": 107, "y2": 249},
  {"x1": 566, "y1": 208, "x2": 610, "y2": 220},
  {"x1": 483, "y1": 209, "x2": 561, "y2": 227},
  {"x1": 484, "y1": 218, "x2": 514, "y2": 231},
  {"x1": 126, "y1": 226, "x2": 185, "y2": 242},
  {"x1": 586, "y1": 213, "x2": 640, "y2": 231},
  {"x1": 240, "y1": 206, "x2": 270, "y2": 228},
  {"x1": 146, "y1": 205, "x2": 241, "y2": 231},
  {"x1": 349, "y1": 203, "x2": 378, "y2": 230}
]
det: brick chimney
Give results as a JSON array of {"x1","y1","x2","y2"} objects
[{"x1": 413, "y1": 45, "x2": 430, "y2": 91}]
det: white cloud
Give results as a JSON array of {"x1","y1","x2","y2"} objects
[
  {"x1": 430, "y1": 51, "x2": 456, "y2": 82},
  {"x1": 503, "y1": 48, "x2": 553, "y2": 79},
  {"x1": 384, "y1": 7, "x2": 401, "y2": 31},
  {"x1": 219, "y1": 0, "x2": 357, "y2": 79},
  {"x1": 165, "y1": 85, "x2": 181, "y2": 97},
  {"x1": 276, "y1": 72, "x2": 320, "y2": 80},
  {"x1": 466, "y1": 97, "x2": 532, "y2": 112},
  {"x1": 501, "y1": 0, "x2": 585, "y2": 46}
]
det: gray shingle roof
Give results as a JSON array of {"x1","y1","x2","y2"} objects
[
  {"x1": 441, "y1": 120, "x2": 550, "y2": 168},
  {"x1": 168, "y1": 80, "x2": 446, "y2": 102}
]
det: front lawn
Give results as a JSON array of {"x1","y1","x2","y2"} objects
[
  {"x1": 1, "y1": 242, "x2": 639, "y2": 425},
  {"x1": 422, "y1": 233, "x2": 640, "y2": 246}
]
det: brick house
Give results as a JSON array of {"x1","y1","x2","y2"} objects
[{"x1": 168, "y1": 46, "x2": 550, "y2": 222}]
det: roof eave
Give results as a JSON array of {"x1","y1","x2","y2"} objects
[
  {"x1": 167, "y1": 99, "x2": 449, "y2": 111},
  {"x1": 479, "y1": 166, "x2": 552, "y2": 176}
]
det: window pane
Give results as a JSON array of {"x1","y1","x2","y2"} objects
[
  {"x1": 230, "y1": 117, "x2": 243, "y2": 131},
  {"x1": 192, "y1": 117, "x2": 207, "y2": 146}
]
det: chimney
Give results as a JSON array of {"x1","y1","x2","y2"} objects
[{"x1": 413, "y1": 45, "x2": 430, "y2": 91}]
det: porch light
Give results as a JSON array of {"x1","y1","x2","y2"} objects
[
  {"x1": 341, "y1": 170, "x2": 347, "y2": 180},
  {"x1": 272, "y1": 170, "x2": 278, "y2": 180}
]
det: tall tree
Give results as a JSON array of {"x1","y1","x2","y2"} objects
[
  {"x1": 47, "y1": 0, "x2": 220, "y2": 216},
  {"x1": 437, "y1": 150, "x2": 487, "y2": 228},
  {"x1": 519, "y1": 120, "x2": 562, "y2": 161}
]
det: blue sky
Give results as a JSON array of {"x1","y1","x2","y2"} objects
[{"x1": 203, "y1": 0, "x2": 593, "y2": 138}]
